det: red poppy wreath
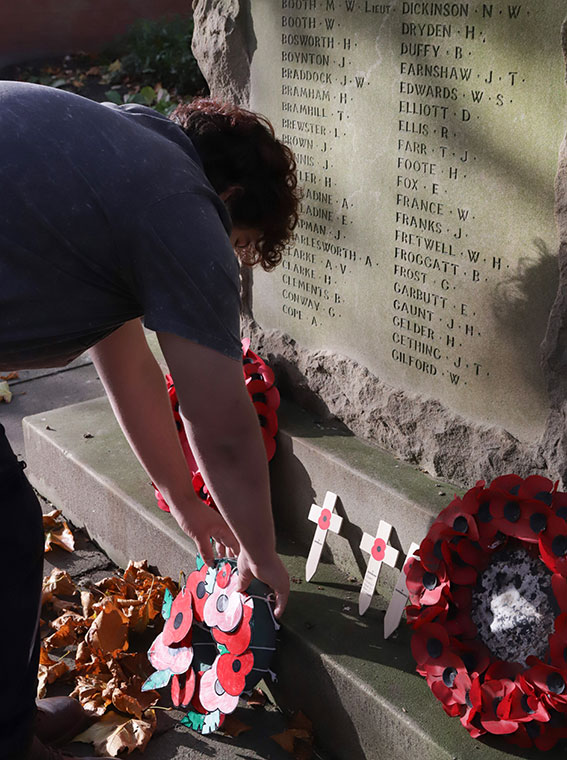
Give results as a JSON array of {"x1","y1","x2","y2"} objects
[
  {"x1": 405, "y1": 474, "x2": 567, "y2": 750},
  {"x1": 141, "y1": 555, "x2": 278, "y2": 734},
  {"x1": 154, "y1": 338, "x2": 280, "y2": 512}
]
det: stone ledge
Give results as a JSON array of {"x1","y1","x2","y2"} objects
[
  {"x1": 270, "y1": 399, "x2": 458, "y2": 587},
  {"x1": 23, "y1": 398, "x2": 530, "y2": 759}
]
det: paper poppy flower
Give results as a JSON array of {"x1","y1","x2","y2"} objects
[
  {"x1": 216, "y1": 650, "x2": 254, "y2": 696},
  {"x1": 148, "y1": 632, "x2": 193, "y2": 675},
  {"x1": 186, "y1": 564, "x2": 209, "y2": 622},
  {"x1": 203, "y1": 569, "x2": 243, "y2": 633},
  {"x1": 144, "y1": 557, "x2": 277, "y2": 736},
  {"x1": 162, "y1": 586, "x2": 193, "y2": 646},
  {"x1": 318, "y1": 508, "x2": 333, "y2": 531},
  {"x1": 155, "y1": 341, "x2": 280, "y2": 513},
  {"x1": 408, "y1": 475, "x2": 567, "y2": 749},
  {"x1": 540, "y1": 514, "x2": 567, "y2": 576},
  {"x1": 199, "y1": 657, "x2": 240, "y2": 715},
  {"x1": 212, "y1": 599, "x2": 253, "y2": 655},
  {"x1": 405, "y1": 556, "x2": 449, "y2": 607},
  {"x1": 171, "y1": 668, "x2": 196, "y2": 708}
]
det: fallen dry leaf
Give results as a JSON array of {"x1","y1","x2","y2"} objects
[
  {"x1": 37, "y1": 646, "x2": 70, "y2": 698},
  {"x1": 74, "y1": 708, "x2": 156, "y2": 757},
  {"x1": 45, "y1": 612, "x2": 89, "y2": 649},
  {"x1": 271, "y1": 728, "x2": 310, "y2": 754},
  {"x1": 43, "y1": 568, "x2": 77, "y2": 599},
  {"x1": 43, "y1": 510, "x2": 75, "y2": 553},
  {"x1": 271, "y1": 712, "x2": 314, "y2": 758},
  {"x1": 0, "y1": 371, "x2": 18, "y2": 381},
  {"x1": 86, "y1": 600, "x2": 129, "y2": 657},
  {"x1": 246, "y1": 688, "x2": 268, "y2": 709},
  {"x1": 72, "y1": 674, "x2": 113, "y2": 716},
  {"x1": 39, "y1": 561, "x2": 175, "y2": 755},
  {"x1": 221, "y1": 714, "x2": 252, "y2": 738},
  {"x1": 81, "y1": 590, "x2": 96, "y2": 618}
]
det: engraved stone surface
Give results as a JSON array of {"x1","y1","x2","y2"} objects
[{"x1": 192, "y1": 2, "x2": 567, "y2": 486}]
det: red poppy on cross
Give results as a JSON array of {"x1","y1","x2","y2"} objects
[
  {"x1": 358, "y1": 521, "x2": 399, "y2": 616},
  {"x1": 306, "y1": 491, "x2": 343, "y2": 581}
]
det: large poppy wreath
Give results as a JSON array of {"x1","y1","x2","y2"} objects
[
  {"x1": 405, "y1": 474, "x2": 567, "y2": 750},
  {"x1": 142, "y1": 556, "x2": 277, "y2": 734},
  {"x1": 155, "y1": 338, "x2": 280, "y2": 512}
]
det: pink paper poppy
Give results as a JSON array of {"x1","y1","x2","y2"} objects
[
  {"x1": 148, "y1": 632, "x2": 193, "y2": 675},
  {"x1": 187, "y1": 565, "x2": 210, "y2": 623},
  {"x1": 171, "y1": 667, "x2": 196, "y2": 707},
  {"x1": 162, "y1": 587, "x2": 193, "y2": 646},
  {"x1": 203, "y1": 570, "x2": 243, "y2": 633},
  {"x1": 212, "y1": 599, "x2": 253, "y2": 656},
  {"x1": 199, "y1": 657, "x2": 240, "y2": 715},
  {"x1": 216, "y1": 650, "x2": 254, "y2": 696}
]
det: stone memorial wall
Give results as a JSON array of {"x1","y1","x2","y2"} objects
[{"x1": 192, "y1": 1, "x2": 567, "y2": 486}]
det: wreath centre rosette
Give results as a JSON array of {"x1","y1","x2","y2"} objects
[
  {"x1": 142, "y1": 556, "x2": 278, "y2": 734},
  {"x1": 405, "y1": 475, "x2": 567, "y2": 750}
]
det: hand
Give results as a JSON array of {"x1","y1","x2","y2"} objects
[
  {"x1": 236, "y1": 550, "x2": 290, "y2": 618},
  {"x1": 169, "y1": 499, "x2": 240, "y2": 566}
]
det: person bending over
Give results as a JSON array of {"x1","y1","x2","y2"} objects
[{"x1": 0, "y1": 82, "x2": 299, "y2": 760}]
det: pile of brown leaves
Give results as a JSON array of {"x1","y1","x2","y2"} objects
[{"x1": 40, "y1": 561, "x2": 177, "y2": 756}]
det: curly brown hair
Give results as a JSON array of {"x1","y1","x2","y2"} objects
[{"x1": 171, "y1": 98, "x2": 300, "y2": 271}]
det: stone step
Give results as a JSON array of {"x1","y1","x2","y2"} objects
[{"x1": 23, "y1": 399, "x2": 531, "y2": 760}]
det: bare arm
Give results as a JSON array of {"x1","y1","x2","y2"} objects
[
  {"x1": 157, "y1": 330, "x2": 289, "y2": 617},
  {"x1": 89, "y1": 319, "x2": 239, "y2": 565}
]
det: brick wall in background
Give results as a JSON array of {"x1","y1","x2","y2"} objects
[{"x1": 1, "y1": 0, "x2": 191, "y2": 66}]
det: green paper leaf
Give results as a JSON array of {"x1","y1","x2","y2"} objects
[
  {"x1": 217, "y1": 643, "x2": 229, "y2": 655},
  {"x1": 161, "y1": 588, "x2": 173, "y2": 621},
  {"x1": 204, "y1": 566, "x2": 216, "y2": 594},
  {"x1": 181, "y1": 709, "x2": 205, "y2": 733},
  {"x1": 203, "y1": 709, "x2": 222, "y2": 734},
  {"x1": 195, "y1": 554, "x2": 205, "y2": 571},
  {"x1": 141, "y1": 668, "x2": 173, "y2": 691},
  {"x1": 162, "y1": 590, "x2": 174, "y2": 621}
]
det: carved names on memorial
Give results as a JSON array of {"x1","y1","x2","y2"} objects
[{"x1": 250, "y1": 1, "x2": 565, "y2": 440}]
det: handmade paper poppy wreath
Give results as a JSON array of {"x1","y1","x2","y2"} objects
[
  {"x1": 142, "y1": 556, "x2": 278, "y2": 734},
  {"x1": 154, "y1": 338, "x2": 280, "y2": 512},
  {"x1": 405, "y1": 475, "x2": 567, "y2": 750}
]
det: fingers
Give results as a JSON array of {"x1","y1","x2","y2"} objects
[
  {"x1": 196, "y1": 535, "x2": 215, "y2": 567},
  {"x1": 215, "y1": 541, "x2": 226, "y2": 558},
  {"x1": 236, "y1": 563, "x2": 254, "y2": 594},
  {"x1": 272, "y1": 583, "x2": 290, "y2": 619},
  {"x1": 214, "y1": 524, "x2": 240, "y2": 557}
]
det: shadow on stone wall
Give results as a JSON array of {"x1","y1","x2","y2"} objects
[{"x1": 490, "y1": 238, "x2": 559, "y2": 393}]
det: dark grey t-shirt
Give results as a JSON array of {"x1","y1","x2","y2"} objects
[{"x1": 0, "y1": 82, "x2": 241, "y2": 370}]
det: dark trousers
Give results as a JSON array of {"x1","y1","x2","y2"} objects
[{"x1": 0, "y1": 424, "x2": 44, "y2": 759}]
